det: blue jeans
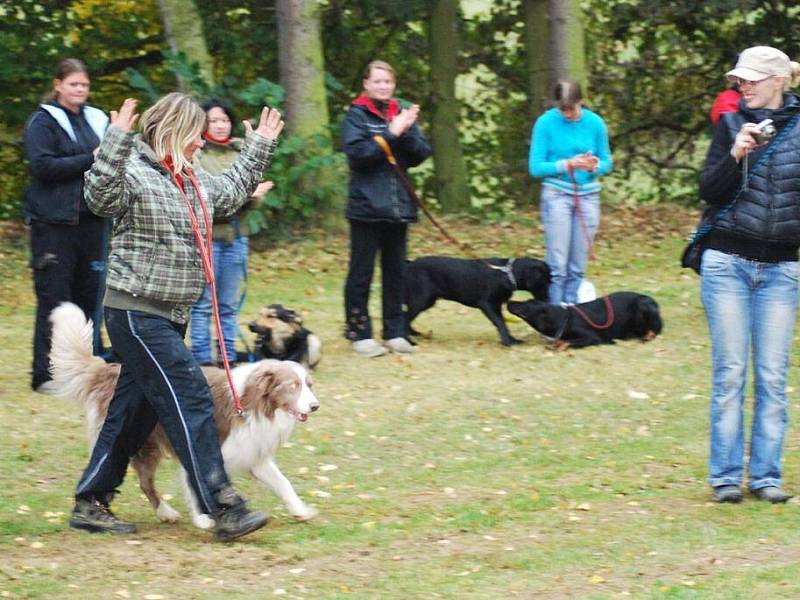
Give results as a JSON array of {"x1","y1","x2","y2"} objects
[
  {"x1": 190, "y1": 236, "x2": 249, "y2": 364},
  {"x1": 540, "y1": 186, "x2": 599, "y2": 304},
  {"x1": 701, "y1": 249, "x2": 798, "y2": 490},
  {"x1": 76, "y1": 308, "x2": 232, "y2": 514}
]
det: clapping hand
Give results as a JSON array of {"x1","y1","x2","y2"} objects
[
  {"x1": 388, "y1": 104, "x2": 420, "y2": 136},
  {"x1": 252, "y1": 180, "x2": 274, "y2": 199},
  {"x1": 244, "y1": 107, "x2": 285, "y2": 141},
  {"x1": 110, "y1": 98, "x2": 139, "y2": 133}
]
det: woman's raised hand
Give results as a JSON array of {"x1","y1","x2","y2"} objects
[
  {"x1": 110, "y1": 98, "x2": 139, "y2": 133},
  {"x1": 244, "y1": 107, "x2": 285, "y2": 141}
]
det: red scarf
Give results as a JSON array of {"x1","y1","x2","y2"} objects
[
  {"x1": 202, "y1": 131, "x2": 231, "y2": 145},
  {"x1": 353, "y1": 95, "x2": 400, "y2": 122},
  {"x1": 162, "y1": 155, "x2": 186, "y2": 191}
]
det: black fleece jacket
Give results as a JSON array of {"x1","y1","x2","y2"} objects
[
  {"x1": 23, "y1": 102, "x2": 101, "y2": 224},
  {"x1": 699, "y1": 93, "x2": 800, "y2": 262}
]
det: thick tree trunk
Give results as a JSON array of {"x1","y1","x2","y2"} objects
[
  {"x1": 522, "y1": 0, "x2": 550, "y2": 204},
  {"x1": 429, "y1": 0, "x2": 470, "y2": 212},
  {"x1": 276, "y1": 0, "x2": 331, "y2": 140},
  {"x1": 157, "y1": 0, "x2": 214, "y2": 89},
  {"x1": 275, "y1": 0, "x2": 340, "y2": 217},
  {"x1": 523, "y1": 0, "x2": 550, "y2": 118},
  {"x1": 548, "y1": 0, "x2": 587, "y2": 90}
]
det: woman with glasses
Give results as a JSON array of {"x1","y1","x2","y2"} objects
[{"x1": 699, "y1": 46, "x2": 800, "y2": 504}]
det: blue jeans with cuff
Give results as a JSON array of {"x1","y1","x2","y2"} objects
[
  {"x1": 701, "y1": 248, "x2": 798, "y2": 491},
  {"x1": 540, "y1": 186, "x2": 599, "y2": 305}
]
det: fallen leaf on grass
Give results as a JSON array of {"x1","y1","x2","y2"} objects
[{"x1": 589, "y1": 574, "x2": 605, "y2": 584}]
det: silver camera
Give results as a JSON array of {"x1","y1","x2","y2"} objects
[{"x1": 752, "y1": 118, "x2": 776, "y2": 144}]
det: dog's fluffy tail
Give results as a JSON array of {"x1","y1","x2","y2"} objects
[{"x1": 49, "y1": 302, "x2": 105, "y2": 401}]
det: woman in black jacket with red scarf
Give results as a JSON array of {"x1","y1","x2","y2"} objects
[{"x1": 341, "y1": 60, "x2": 432, "y2": 357}]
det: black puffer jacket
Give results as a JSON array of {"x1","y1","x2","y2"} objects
[
  {"x1": 699, "y1": 93, "x2": 800, "y2": 262},
  {"x1": 341, "y1": 102, "x2": 432, "y2": 223}
]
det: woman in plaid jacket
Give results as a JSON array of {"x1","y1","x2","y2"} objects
[{"x1": 69, "y1": 93, "x2": 284, "y2": 541}]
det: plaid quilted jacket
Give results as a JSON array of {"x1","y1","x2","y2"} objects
[{"x1": 84, "y1": 126, "x2": 277, "y2": 322}]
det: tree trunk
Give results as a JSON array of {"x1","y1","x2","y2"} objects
[
  {"x1": 429, "y1": 0, "x2": 470, "y2": 212},
  {"x1": 276, "y1": 0, "x2": 331, "y2": 140},
  {"x1": 275, "y1": 0, "x2": 340, "y2": 219},
  {"x1": 523, "y1": 0, "x2": 550, "y2": 118},
  {"x1": 548, "y1": 0, "x2": 587, "y2": 90},
  {"x1": 157, "y1": 0, "x2": 214, "y2": 89},
  {"x1": 522, "y1": 0, "x2": 549, "y2": 205}
]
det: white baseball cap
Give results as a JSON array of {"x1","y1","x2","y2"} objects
[{"x1": 727, "y1": 46, "x2": 791, "y2": 81}]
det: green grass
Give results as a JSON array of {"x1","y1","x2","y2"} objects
[{"x1": 3, "y1": 208, "x2": 800, "y2": 599}]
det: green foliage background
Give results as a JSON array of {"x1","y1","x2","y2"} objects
[{"x1": 2, "y1": 0, "x2": 800, "y2": 224}]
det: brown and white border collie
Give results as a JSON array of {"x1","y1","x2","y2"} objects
[{"x1": 49, "y1": 302, "x2": 320, "y2": 530}]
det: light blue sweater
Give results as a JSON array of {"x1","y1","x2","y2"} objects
[{"x1": 528, "y1": 107, "x2": 613, "y2": 195}]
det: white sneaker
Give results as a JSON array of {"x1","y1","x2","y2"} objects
[
  {"x1": 352, "y1": 338, "x2": 388, "y2": 358},
  {"x1": 384, "y1": 337, "x2": 414, "y2": 354}
]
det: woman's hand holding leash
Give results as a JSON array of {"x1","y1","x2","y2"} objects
[
  {"x1": 110, "y1": 98, "x2": 139, "y2": 133},
  {"x1": 567, "y1": 152, "x2": 599, "y2": 172},
  {"x1": 245, "y1": 106, "x2": 285, "y2": 141}
]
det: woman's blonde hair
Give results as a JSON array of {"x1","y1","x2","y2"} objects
[
  {"x1": 363, "y1": 60, "x2": 396, "y2": 82},
  {"x1": 786, "y1": 61, "x2": 800, "y2": 89},
  {"x1": 139, "y1": 92, "x2": 206, "y2": 173}
]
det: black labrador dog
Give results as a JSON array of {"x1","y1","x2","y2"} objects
[
  {"x1": 507, "y1": 292, "x2": 663, "y2": 349},
  {"x1": 404, "y1": 256, "x2": 550, "y2": 346}
]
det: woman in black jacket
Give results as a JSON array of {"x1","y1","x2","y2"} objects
[
  {"x1": 23, "y1": 58, "x2": 109, "y2": 393},
  {"x1": 341, "y1": 60, "x2": 432, "y2": 357},
  {"x1": 698, "y1": 46, "x2": 800, "y2": 505}
]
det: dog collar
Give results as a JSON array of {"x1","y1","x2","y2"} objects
[
  {"x1": 488, "y1": 258, "x2": 517, "y2": 289},
  {"x1": 554, "y1": 309, "x2": 570, "y2": 342}
]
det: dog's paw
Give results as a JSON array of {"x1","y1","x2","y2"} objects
[
  {"x1": 156, "y1": 501, "x2": 181, "y2": 523},
  {"x1": 292, "y1": 505, "x2": 318, "y2": 522},
  {"x1": 193, "y1": 514, "x2": 216, "y2": 530}
]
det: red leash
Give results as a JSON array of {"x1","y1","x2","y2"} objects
[
  {"x1": 166, "y1": 164, "x2": 245, "y2": 416},
  {"x1": 566, "y1": 163, "x2": 596, "y2": 261},
  {"x1": 569, "y1": 295, "x2": 615, "y2": 329}
]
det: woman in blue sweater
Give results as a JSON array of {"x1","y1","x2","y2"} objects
[{"x1": 529, "y1": 80, "x2": 613, "y2": 305}]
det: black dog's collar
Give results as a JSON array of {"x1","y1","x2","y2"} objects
[
  {"x1": 553, "y1": 308, "x2": 570, "y2": 342},
  {"x1": 488, "y1": 258, "x2": 517, "y2": 289}
]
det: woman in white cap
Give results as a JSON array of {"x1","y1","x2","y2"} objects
[{"x1": 699, "y1": 46, "x2": 800, "y2": 504}]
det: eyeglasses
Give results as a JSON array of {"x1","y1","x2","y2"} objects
[{"x1": 732, "y1": 76, "x2": 774, "y2": 88}]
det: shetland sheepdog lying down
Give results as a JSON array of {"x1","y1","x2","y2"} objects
[{"x1": 49, "y1": 302, "x2": 319, "y2": 530}]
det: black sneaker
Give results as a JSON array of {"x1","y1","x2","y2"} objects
[
  {"x1": 69, "y1": 498, "x2": 137, "y2": 534},
  {"x1": 213, "y1": 488, "x2": 269, "y2": 542}
]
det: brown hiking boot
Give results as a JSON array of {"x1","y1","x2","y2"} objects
[{"x1": 69, "y1": 498, "x2": 137, "y2": 534}]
